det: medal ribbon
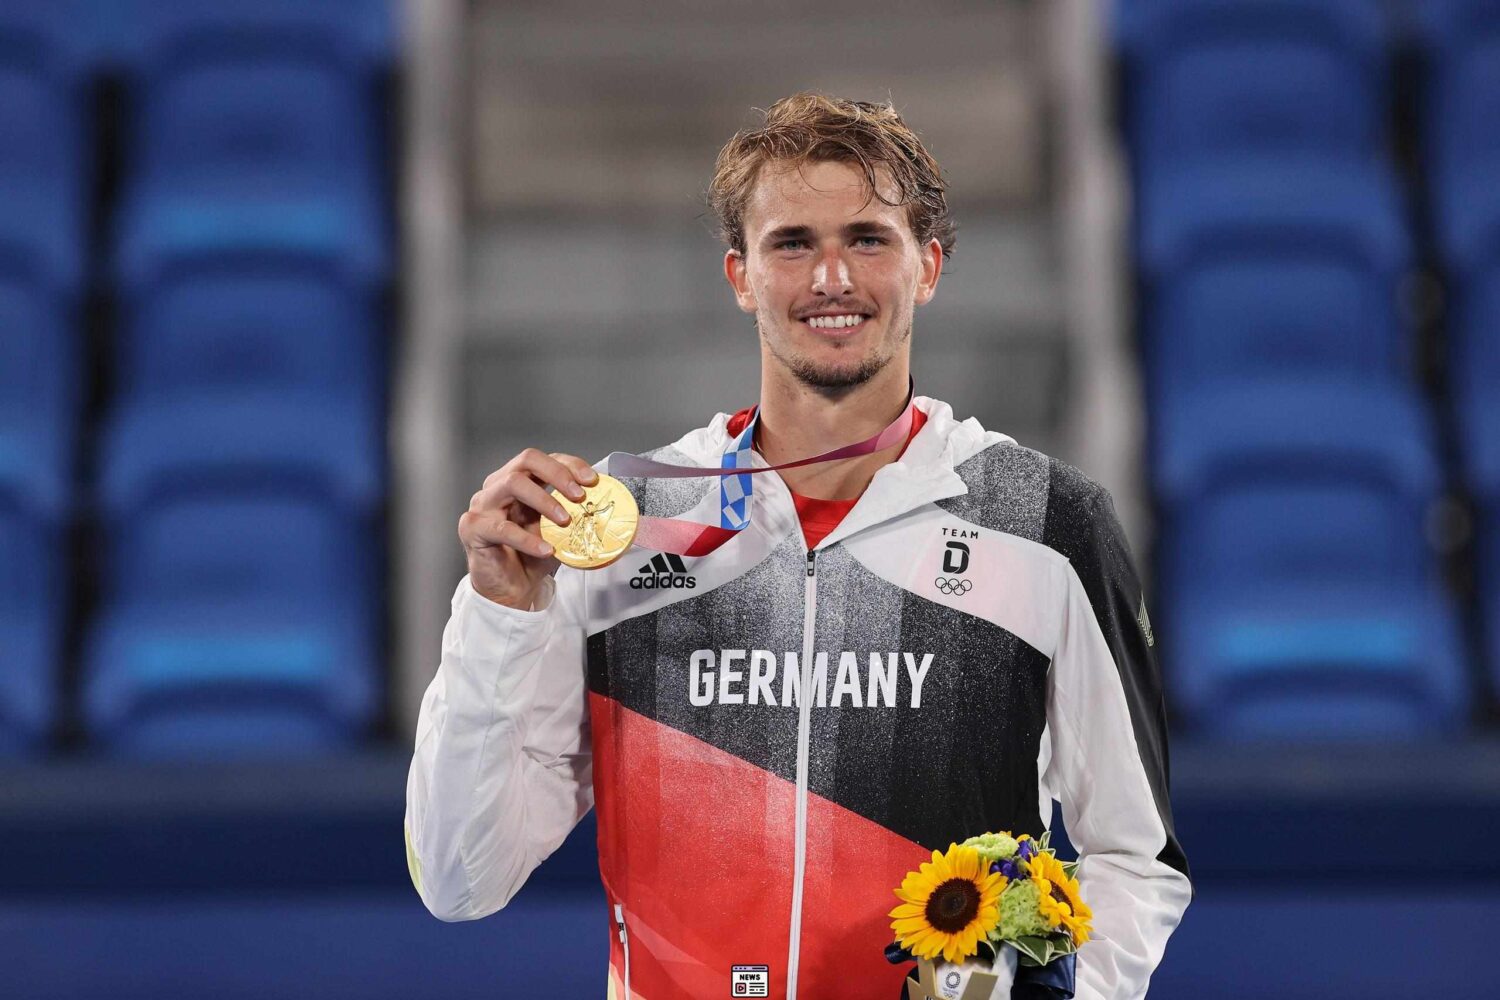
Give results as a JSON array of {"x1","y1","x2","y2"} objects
[{"x1": 602, "y1": 379, "x2": 918, "y2": 557}]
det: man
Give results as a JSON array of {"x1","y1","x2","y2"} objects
[{"x1": 405, "y1": 93, "x2": 1191, "y2": 999}]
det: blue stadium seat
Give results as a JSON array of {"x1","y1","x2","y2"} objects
[
  {"x1": 96, "y1": 390, "x2": 382, "y2": 520},
  {"x1": 0, "y1": 261, "x2": 78, "y2": 757},
  {"x1": 1413, "y1": 0, "x2": 1500, "y2": 272},
  {"x1": 92, "y1": 1, "x2": 394, "y2": 756},
  {"x1": 0, "y1": 511, "x2": 63, "y2": 754},
  {"x1": 1481, "y1": 509, "x2": 1500, "y2": 711},
  {"x1": 0, "y1": 0, "x2": 95, "y2": 291},
  {"x1": 1156, "y1": 378, "x2": 1467, "y2": 737},
  {"x1": 112, "y1": 0, "x2": 394, "y2": 288},
  {"x1": 1411, "y1": 0, "x2": 1500, "y2": 707},
  {"x1": 82, "y1": 391, "x2": 382, "y2": 756},
  {"x1": 116, "y1": 0, "x2": 394, "y2": 66},
  {"x1": 82, "y1": 592, "x2": 378, "y2": 757},
  {"x1": 1138, "y1": 159, "x2": 1413, "y2": 445},
  {"x1": 1456, "y1": 265, "x2": 1500, "y2": 704},
  {"x1": 1116, "y1": 0, "x2": 1390, "y2": 178},
  {"x1": 0, "y1": 272, "x2": 79, "y2": 527},
  {"x1": 0, "y1": 1, "x2": 98, "y2": 755},
  {"x1": 1452, "y1": 267, "x2": 1500, "y2": 501},
  {"x1": 1171, "y1": 582, "x2": 1467, "y2": 738},
  {"x1": 114, "y1": 251, "x2": 383, "y2": 419},
  {"x1": 112, "y1": 170, "x2": 388, "y2": 294},
  {"x1": 1158, "y1": 380, "x2": 1441, "y2": 586}
]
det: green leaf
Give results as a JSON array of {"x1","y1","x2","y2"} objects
[
  {"x1": 996, "y1": 931, "x2": 1080, "y2": 971},
  {"x1": 1040, "y1": 934, "x2": 1080, "y2": 965},
  {"x1": 1010, "y1": 935, "x2": 1051, "y2": 968}
]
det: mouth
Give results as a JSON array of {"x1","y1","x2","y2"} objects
[{"x1": 799, "y1": 313, "x2": 871, "y2": 337}]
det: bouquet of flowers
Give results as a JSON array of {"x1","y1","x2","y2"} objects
[{"x1": 885, "y1": 830, "x2": 1090, "y2": 1000}]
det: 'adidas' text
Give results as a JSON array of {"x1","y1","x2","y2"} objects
[{"x1": 631, "y1": 553, "x2": 697, "y2": 590}]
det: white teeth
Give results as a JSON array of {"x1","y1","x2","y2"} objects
[{"x1": 806, "y1": 314, "x2": 865, "y2": 329}]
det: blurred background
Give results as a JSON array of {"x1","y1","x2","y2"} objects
[{"x1": 3, "y1": 0, "x2": 1499, "y2": 996}]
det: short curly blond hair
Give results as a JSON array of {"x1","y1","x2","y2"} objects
[{"x1": 707, "y1": 92, "x2": 956, "y2": 260}]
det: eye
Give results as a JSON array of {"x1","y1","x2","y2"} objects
[
  {"x1": 854, "y1": 235, "x2": 885, "y2": 247},
  {"x1": 776, "y1": 239, "x2": 806, "y2": 251}
]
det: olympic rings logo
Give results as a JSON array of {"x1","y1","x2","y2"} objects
[{"x1": 934, "y1": 576, "x2": 972, "y2": 596}]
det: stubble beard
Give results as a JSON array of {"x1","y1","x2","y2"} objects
[{"x1": 759, "y1": 313, "x2": 913, "y2": 396}]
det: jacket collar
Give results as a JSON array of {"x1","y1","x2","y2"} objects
[{"x1": 665, "y1": 395, "x2": 1010, "y2": 550}]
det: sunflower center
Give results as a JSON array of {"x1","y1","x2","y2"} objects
[
  {"x1": 924, "y1": 878, "x2": 981, "y2": 933},
  {"x1": 1050, "y1": 883, "x2": 1072, "y2": 912}
]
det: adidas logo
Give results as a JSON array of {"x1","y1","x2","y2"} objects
[{"x1": 630, "y1": 553, "x2": 697, "y2": 590}]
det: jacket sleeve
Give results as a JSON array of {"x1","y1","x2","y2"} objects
[
  {"x1": 404, "y1": 564, "x2": 593, "y2": 921},
  {"x1": 1043, "y1": 486, "x2": 1192, "y2": 1000}
]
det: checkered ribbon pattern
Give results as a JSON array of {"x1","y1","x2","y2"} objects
[{"x1": 601, "y1": 378, "x2": 917, "y2": 558}]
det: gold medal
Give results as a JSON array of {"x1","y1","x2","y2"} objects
[{"x1": 540, "y1": 473, "x2": 639, "y2": 569}]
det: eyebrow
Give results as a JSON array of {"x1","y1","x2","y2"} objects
[{"x1": 760, "y1": 220, "x2": 901, "y2": 247}]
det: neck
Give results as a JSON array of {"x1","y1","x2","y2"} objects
[{"x1": 754, "y1": 358, "x2": 913, "y2": 500}]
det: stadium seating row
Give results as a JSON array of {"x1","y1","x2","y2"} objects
[
  {"x1": 0, "y1": 0, "x2": 394, "y2": 756},
  {"x1": 1116, "y1": 0, "x2": 1500, "y2": 736}
]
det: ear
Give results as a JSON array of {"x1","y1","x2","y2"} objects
[
  {"x1": 725, "y1": 249, "x2": 757, "y2": 314},
  {"x1": 913, "y1": 237, "x2": 943, "y2": 306}
]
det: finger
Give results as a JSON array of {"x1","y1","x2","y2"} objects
[
  {"x1": 549, "y1": 453, "x2": 600, "y2": 488},
  {"x1": 492, "y1": 518, "x2": 555, "y2": 559},
  {"x1": 471, "y1": 466, "x2": 569, "y2": 521},
  {"x1": 474, "y1": 491, "x2": 540, "y2": 530},
  {"x1": 462, "y1": 514, "x2": 554, "y2": 559},
  {"x1": 504, "y1": 474, "x2": 572, "y2": 526},
  {"x1": 517, "y1": 448, "x2": 589, "y2": 501}
]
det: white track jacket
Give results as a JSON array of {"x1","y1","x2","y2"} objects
[{"x1": 406, "y1": 395, "x2": 1192, "y2": 1000}]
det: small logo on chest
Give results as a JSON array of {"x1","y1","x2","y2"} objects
[
  {"x1": 630, "y1": 553, "x2": 697, "y2": 589},
  {"x1": 938, "y1": 527, "x2": 976, "y2": 595}
]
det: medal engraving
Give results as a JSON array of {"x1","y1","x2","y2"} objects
[{"x1": 541, "y1": 473, "x2": 639, "y2": 569}]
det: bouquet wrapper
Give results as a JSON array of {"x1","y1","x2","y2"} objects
[
  {"x1": 905, "y1": 946, "x2": 1017, "y2": 1000},
  {"x1": 900, "y1": 950, "x2": 1076, "y2": 1000}
]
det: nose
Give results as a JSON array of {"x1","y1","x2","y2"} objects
[{"x1": 811, "y1": 253, "x2": 853, "y2": 296}]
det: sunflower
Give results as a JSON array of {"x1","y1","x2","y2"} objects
[
  {"x1": 1027, "y1": 852, "x2": 1093, "y2": 946},
  {"x1": 889, "y1": 843, "x2": 1006, "y2": 963}
]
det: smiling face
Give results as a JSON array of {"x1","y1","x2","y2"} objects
[{"x1": 724, "y1": 159, "x2": 943, "y2": 394}]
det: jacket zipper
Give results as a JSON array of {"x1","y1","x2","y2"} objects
[
  {"x1": 786, "y1": 548, "x2": 817, "y2": 998},
  {"x1": 615, "y1": 901, "x2": 632, "y2": 998}
]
